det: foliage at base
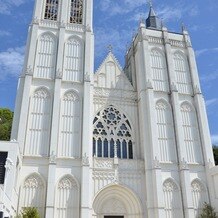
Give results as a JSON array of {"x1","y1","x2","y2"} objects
[
  {"x1": 200, "y1": 202, "x2": 217, "y2": 218},
  {"x1": 17, "y1": 207, "x2": 40, "y2": 218},
  {"x1": 0, "y1": 108, "x2": 13, "y2": 141}
]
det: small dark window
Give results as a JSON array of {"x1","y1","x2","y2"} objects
[
  {"x1": 44, "y1": 0, "x2": 59, "y2": 21},
  {"x1": 70, "y1": 0, "x2": 83, "y2": 24},
  {"x1": 0, "y1": 152, "x2": 8, "y2": 184}
]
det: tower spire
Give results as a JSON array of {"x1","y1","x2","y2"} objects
[{"x1": 146, "y1": 0, "x2": 161, "y2": 30}]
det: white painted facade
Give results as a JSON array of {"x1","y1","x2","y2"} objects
[{"x1": 0, "y1": 0, "x2": 218, "y2": 217}]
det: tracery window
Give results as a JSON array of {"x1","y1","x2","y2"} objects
[
  {"x1": 70, "y1": 0, "x2": 83, "y2": 24},
  {"x1": 174, "y1": 52, "x2": 192, "y2": 94},
  {"x1": 63, "y1": 37, "x2": 82, "y2": 82},
  {"x1": 44, "y1": 0, "x2": 59, "y2": 21},
  {"x1": 55, "y1": 176, "x2": 79, "y2": 218},
  {"x1": 191, "y1": 180, "x2": 209, "y2": 217},
  {"x1": 25, "y1": 88, "x2": 52, "y2": 156},
  {"x1": 150, "y1": 49, "x2": 169, "y2": 92},
  {"x1": 20, "y1": 174, "x2": 46, "y2": 217},
  {"x1": 180, "y1": 103, "x2": 202, "y2": 163},
  {"x1": 93, "y1": 106, "x2": 133, "y2": 159},
  {"x1": 163, "y1": 179, "x2": 183, "y2": 218}
]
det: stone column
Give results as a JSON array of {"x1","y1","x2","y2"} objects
[{"x1": 45, "y1": 25, "x2": 65, "y2": 217}]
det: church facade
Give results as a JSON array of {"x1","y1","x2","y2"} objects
[{"x1": 0, "y1": 0, "x2": 218, "y2": 218}]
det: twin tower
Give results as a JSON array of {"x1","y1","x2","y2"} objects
[{"x1": 1, "y1": 0, "x2": 218, "y2": 218}]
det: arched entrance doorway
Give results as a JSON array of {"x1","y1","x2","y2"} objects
[{"x1": 93, "y1": 184, "x2": 143, "y2": 218}]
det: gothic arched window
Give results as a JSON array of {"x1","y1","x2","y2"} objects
[
  {"x1": 150, "y1": 49, "x2": 169, "y2": 92},
  {"x1": 155, "y1": 100, "x2": 177, "y2": 162},
  {"x1": 70, "y1": 0, "x2": 83, "y2": 24},
  {"x1": 58, "y1": 91, "x2": 81, "y2": 158},
  {"x1": 55, "y1": 176, "x2": 79, "y2": 218},
  {"x1": 25, "y1": 88, "x2": 52, "y2": 156},
  {"x1": 20, "y1": 174, "x2": 46, "y2": 217},
  {"x1": 174, "y1": 52, "x2": 192, "y2": 94},
  {"x1": 191, "y1": 180, "x2": 209, "y2": 217},
  {"x1": 93, "y1": 106, "x2": 133, "y2": 159},
  {"x1": 44, "y1": 0, "x2": 59, "y2": 21},
  {"x1": 163, "y1": 179, "x2": 183, "y2": 218},
  {"x1": 63, "y1": 37, "x2": 82, "y2": 82},
  {"x1": 180, "y1": 103, "x2": 202, "y2": 163},
  {"x1": 34, "y1": 33, "x2": 57, "y2": 79}
]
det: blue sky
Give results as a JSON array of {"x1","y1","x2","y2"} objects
[{"x1": 0, "y1": 0, "x2": 218, "y2": 144}]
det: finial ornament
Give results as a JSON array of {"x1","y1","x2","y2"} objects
[{"x1": 107, "y1": 44, "x2": 113, "y2": 53}]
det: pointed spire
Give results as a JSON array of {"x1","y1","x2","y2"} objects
[{"x1": 146, "y1": 1, "x2": 162, "y2": 30}]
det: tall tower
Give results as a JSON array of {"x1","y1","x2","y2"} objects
[
  {"x1": 11, "y1": 0, "x2": 94, "y2": 217},
  {"x1": 125, "y1": 4, "x2": 215, "y2": 218}
]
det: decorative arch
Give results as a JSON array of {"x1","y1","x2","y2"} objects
[
  {"x1": 93, "y1": 184, "x2": 143, "y2": 217},
  {"x1": 63, "y1": 36, "x2": 83, "y2": 82},
  {"x1": 55, "y1": 175, "x2": 79, "y2": 218},
  {"x1": 150, "y1": 48, "x2": 169, "y2": 92},
  {"x1": 58, "y1": 90, "x2": 81, "y2": 158},
  {"x1": 180, "y1": 101, "x2": 202, "y2": 163},
  {"x1": 163, "y1": 178, "x2": 183, "y2": 218},
  {"x1": 69, "y1": 0, "x2": 83, "y2": 24},
  {"x1": 173, "y1": 51, "x2": 192, "y2": 94},
  {"x1": 25, "y1": 87, "x2": 52, "y2": 156},
  {"x1": 44, "y1": 0, "x2": 59, "y2": 21},
  {"x1": 19, "y1": 173, "x2": 46, "y2": 217},
  {"x1": 191, "y1": 178, "x2": 209, "y2": 217},
  {"x1": 155, "y1": 99, "x2": 177, "y2": 162},
  {"x1": 93, "y1": 105, "x2": 133, "y2": 159},
  {"x1": 34, "y1": 32, "x2": 57, "y2": 79}
]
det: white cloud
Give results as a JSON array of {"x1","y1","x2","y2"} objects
[
  {"x1": 95, "y1": 27, "x2": 131, "y2": 59},
  {"x1": 0, "y1": 0, "x2": 29, "y2": 15},
  {"x1": 0, "y1": 30, "x2": 11, "y2": 36},
  {"x1": 200, "y1": 71, "x2": 218, "y2": 83},
  {"x1": 195, "y1": 48, "x2": 218, "y2": 57},
  {"x1": 211, "y1": 135, "x2": 218, "y2": 145},
  {"x1": 206, "y1": 98, "x2": 218, "y2": 107},
  {"x1": 0, "y1": 46, "x2": 25, "y2": 80}
]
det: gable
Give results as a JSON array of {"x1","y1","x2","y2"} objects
[{"x1": 94, "y1": 52, "x2": 133, "y2": 91}]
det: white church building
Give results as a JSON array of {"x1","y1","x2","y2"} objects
[{"x1": 0, "y1": 0, "x2": 218, "y2": 217}]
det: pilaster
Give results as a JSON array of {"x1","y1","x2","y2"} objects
[{"x1": 137, "y1": 29, "x2": 165, "y2": 218}]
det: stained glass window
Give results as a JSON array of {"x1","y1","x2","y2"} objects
[{"x1": 93, "y1": 105, "x2": 133, "y2": 159}]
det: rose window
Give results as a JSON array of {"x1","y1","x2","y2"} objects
[{"x1": 93, "y1": 105, "x2": 133, "y2": 159}]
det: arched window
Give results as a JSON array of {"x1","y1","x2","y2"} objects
[
  {"x1": 174, "y1": 52, "x2": 192, "y2": 94},
  {"x1": 63, "y1": 37, "x2": 82, "y2": 82},
  {"x1": 93, "y1": 106, "x2": 133, "y2": 159},
  {"x1": 180, "y1": 103, "x2": 202, "y2": 163},
  {"x1": 155, "y1": 101, "x2": 176, "y2": 162},
  {"x1": 163, "y1": 179, "x2": 183, "y2": 218},
  {"x1": 44, "y1": 0, "x2": 59, "y2": 21},
  {"x1": 55, "y1": 176, "x2": 79, "y2": 218},
  {"x1": 25, "y1": 88, "x2": 52, "y2": 156},
  {"x1": 150, "y1": 49, "x2": 169, "y2": 92},
  {"x1": 70, "y1": 0, "x2": 83, "y2": 24},
  {"x1": 58, "y1": 91, "x2": 80, "y2": 158},
  {"x1": 20, "y1": 174, "x2": 46, "y2": 217},
  {"x1": 34, "y1": 33, "x2": 56, "y2": 79},
  {"x1": 191, "y1": 180, "x2": 209, "y2": 217}
]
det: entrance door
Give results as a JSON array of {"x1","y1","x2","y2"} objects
[{"x1": 104, "y1": 217, "x2": 124, "y2": 218}]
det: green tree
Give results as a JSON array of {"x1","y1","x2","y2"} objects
[
  {"x1": 0, "y1": 108, "x2": 13, "y2": 141},
  {"x1": 200, "y1": 202, "x2": 217, "y2": 218},
  {"x1": 213, "y1": 146, "x2": 218, "y2": 165},
  {"x1": 17, "y1": 207, "x2": 40, "y2": 218}
]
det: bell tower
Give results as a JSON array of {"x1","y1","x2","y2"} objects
[{"x1": 11, "y1": 0, "x2": 94, "y2": 217}]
